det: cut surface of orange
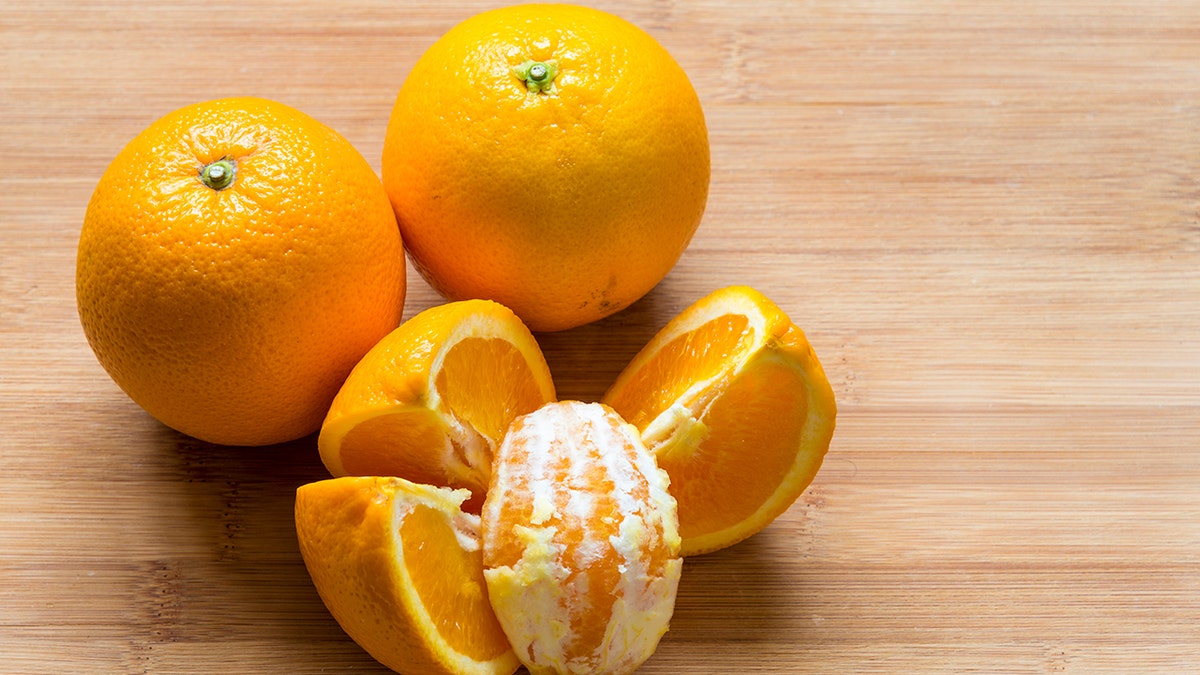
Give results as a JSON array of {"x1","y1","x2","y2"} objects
[
  {"x1": 295, "y1": 476, "x2": 519, "y2": 675},
  {"x1": 481, "y1": 401, "x2": 681, "y2": 675},
  {"x1": 318, "y1": 300, "x2": 556, "y2": 512},
  {"x1": 602, "y1": 286, "x2": 837, "y2": 556}
]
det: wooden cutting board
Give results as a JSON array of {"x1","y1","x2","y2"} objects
[{"x1": 3, "y1": 1, "x2": 1198, "y2": 672}]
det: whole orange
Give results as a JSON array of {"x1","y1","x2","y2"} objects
[
  {"x1": 76, "y1": 97, "x2": 406, "y2": 446},
  {"x1": 382, "y1": 4, "x2": 709, "y2": 332}
]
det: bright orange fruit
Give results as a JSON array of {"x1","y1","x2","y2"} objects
[
  {"x1": 481, "y1": 401, "x2": 681, "y2": 674},
  {"x1": 76, "y1": 97, "x2": 405, "y2": 446},
  {"x1": 602, "y1": 286, "x2": 837, "y2": 556},
  {"x1": 295, "y1": 476, "x2": 520, "y2": 675},
  {"x1": 382, "y1": 4, "x2": 709, "y2": 332},
  {"x1": 318, "y1": 299, "x2": 556, "y2": 513}
]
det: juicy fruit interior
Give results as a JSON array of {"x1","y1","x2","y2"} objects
[
  {"x1": 482, "y1": 401, "x2": 681, "y2": 673},
  {"x1": 601, "y1": 291, "x2": 837, "y2": 555},
  {"x1": 335, "y1": 336, "x2": 548, "y2": 513},
  {"x1": 606, "y1": 313, "x2": 753, "y2": 429},
  {"x1": 399, "y1": 503, "x2": 513, "y2": 662},
  {"x1": 436, "y1": 336, "x2": 547, "y2": 445},
  {"x1": 339, "y1": 409, "x2": 460, "y2": 490},
  {"x1": 661, "y1": 353, "x2": 811, "y2": 540}
]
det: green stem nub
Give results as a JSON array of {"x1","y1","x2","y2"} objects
[
  {"x1": 515, "y1": 59, "x2": 559, "y2": 94},
  {"x1": 200, "y1": 157, "x2": 236, "y2": 191}
]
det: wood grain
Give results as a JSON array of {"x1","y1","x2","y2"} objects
[{"x1": 2, "y1": 1, "x2": 1198, "y2": 672}]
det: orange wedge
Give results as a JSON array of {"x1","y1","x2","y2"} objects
[
  {"x1": 318, "y1": 300, "x2": 556, "y2": 512},
  {"x1": 481, "y1": 401, "x2": 681, "y2": 674},
  {"x1": 294, "y1": 476, "x2": 520, "y2": 675},
  {"x1": 602, "y1": 286, "x2": 837, "y2": 556}
]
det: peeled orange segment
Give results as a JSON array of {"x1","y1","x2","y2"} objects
[
  {"x1": 481, "y1": 401, "x2": 682, "y2": 675},
  {"x1": 295, "y1": 476, "x2": 520, "y2": 675},
  {"x1": 318, "y1": 300, "x2": 556, "y2": 512},
  {"x1": 602, "y1": 286, "x2": 837, "y2": 556}
]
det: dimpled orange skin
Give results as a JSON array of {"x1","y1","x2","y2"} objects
[
  {"x1": 382, "y1": 4, "x2": 709, "y2": 332},
  {"x1": 76, "y1": 97, "x2": 405, "y2": 446}
]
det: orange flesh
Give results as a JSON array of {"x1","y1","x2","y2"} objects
[
  {"x1": 482, "y1": 402, "x2": 680, "y2": 671},
  {"x1": 338, "y1": 410, "x2": 452, "y2": 483},
  {"x1": 606, "y1": 314, "x2": 752, "y2": 428},
  {"x1": 335, "y1": 336, "x2": 550, "y2": 514},
  {"x1": 484, "y1": 418, "x2": 625, "y2": 656},
  {"x1": 337, "y1": 410, "x2": 488, "y2": 514},
  {"x1": 663, "y1": 355, "x2": 810, "y2": 539},
  {"x1": 436, "y1": 337, "x2": 548, "y2": 445},
  {"x1": 600, "y1": 287, "x2": 837, "y2": 557},
  {"x1": 399, "y1": 504, "x2": 512, "y2": 662}
]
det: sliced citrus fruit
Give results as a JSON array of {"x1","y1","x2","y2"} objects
[
  {"x1": 295, "y1": 476, "x2": 520, "y2": 675},
  {"x1": 481, "y1": 401, "x2": 682, "y2": 675},
  {"x1": 318, "y1": 300, "x2": 556, "y2": 512},
  {"x1": 601, "y1": 286, "x2": 837, "y2": 556}
]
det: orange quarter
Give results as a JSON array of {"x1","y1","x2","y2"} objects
[{"x1": 603, "y1": 286, "x2": 838, "y2": 555}]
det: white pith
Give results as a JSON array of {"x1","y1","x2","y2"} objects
[{"x1": 483, "y1": 402, "x2": 682, "y2": 675}]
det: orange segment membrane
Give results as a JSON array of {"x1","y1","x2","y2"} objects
[
  {"x1": 663, "y1": 354, "x2": 810, "y2": 539},
  {"x1": 398, "y1": 504, "x2": 512, "y2": 662},
  {"x1": 482, "y1": 402, "x2": 680, "y2": 673},
  {"x1": 606, "y1": 314, "x2": 752, "y2": 428},
  {"x1": 339, "y1": 409, "x2": 447, "y2": 479},
  {"x1": 339, "y1": 410, "x2": 488, "y2": 513},
  {"x1": 436, "y1": 337, "x2": 549, "y2": 444}
]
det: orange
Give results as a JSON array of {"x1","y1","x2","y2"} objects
[
  {"x1": 481, "y1": 401, "x2": 681, "y2": 674},
  {"x1": 602, "y1": 286, "x2": 837, "y2": 556},
  {"x1": 318, "y1": 299, "x2": 556, "y2": 513},
  {"x1": 382, "y1": 4, "x2": 709, "y2": 332},
  {"x1": 76, "y1": 97, "x2": 405, "y2": 446},
  {"x1": 295, "y1": 476, "x2": 520, "y2": 675}
]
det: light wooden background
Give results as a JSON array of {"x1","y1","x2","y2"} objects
[{"x1": 3, "y1": 1, "x2": 1198, "y2": 672}]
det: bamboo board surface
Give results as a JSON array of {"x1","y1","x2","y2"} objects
[{"x1": 2, "y1": 1, "x2": 1199, "y2": 672}]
